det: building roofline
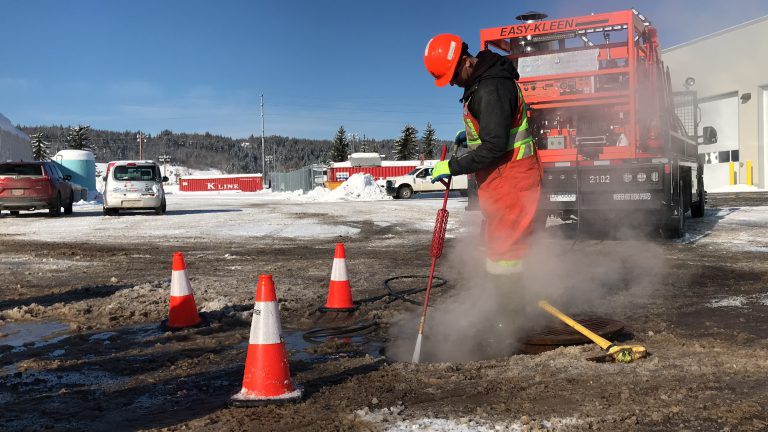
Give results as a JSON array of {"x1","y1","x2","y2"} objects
[{"x1": 663, "y1": 14, "x2": 768, "y2": 53}]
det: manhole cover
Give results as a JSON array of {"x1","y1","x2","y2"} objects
[{"x1": 520, "y1": 317, "x2": 625, "y2": 354}]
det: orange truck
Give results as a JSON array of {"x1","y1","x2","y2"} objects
[{"x1": 478, "y1": 10, "x2": 716, "y2": 237}]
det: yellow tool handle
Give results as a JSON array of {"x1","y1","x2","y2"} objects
[{"x1": 538, "y1": 300, "x2": 613, "y2": 350}]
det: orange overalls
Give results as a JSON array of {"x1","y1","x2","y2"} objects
[{"x1": 463, "y1": 85, "x2": 542, "y2": 275}]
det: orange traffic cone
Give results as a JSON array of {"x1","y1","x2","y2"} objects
[
  {"x1": 231, "y1": 275, "x2": 302, "y2": 407},
  {"x1": 160, "y1": 251, "x2": 203, "y2": 331},
  {"x1": 320, "y1": 243, "x2": 358, "y2": 312}
]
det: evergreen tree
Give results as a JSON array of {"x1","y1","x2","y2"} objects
[
  {"x1": 30, "y1": 133, "x2": 51, "y2": 161},
  {"x1": 394, "y1": 124, "x2": 418, "y2": 160},
  {"x1": 331, "y1": 125, "x2": 349, "y2": 162},
  {"x1": 420, "y1": 122, "x2": 437, "y2": 159},
  {"x1": 65, "y1": 125, "x2": 92, "y2": 150}
]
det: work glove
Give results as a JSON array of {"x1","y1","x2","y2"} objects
[
  {"x1": 431, "y1": 160, "x2": 451, "y2": 184},
  {"x1": 454, "y1": 130, "x2": 467, "y2": 148}
]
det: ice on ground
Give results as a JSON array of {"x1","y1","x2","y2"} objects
[{"x1": 707, "y1": 294, "x2": 768, "y2": 308}]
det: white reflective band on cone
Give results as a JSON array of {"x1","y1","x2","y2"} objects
[
  {"x1": 170, "y1": 270, "x2": 193, "y2": 296},
  {"x1": 249, "y1": 301, "x2": 282, "y2": 345},
  {"x1": 330, "y1": 258, "x2": 348, "y2": 281}
]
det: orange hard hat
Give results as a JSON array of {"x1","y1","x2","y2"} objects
[{"x1": 424, "y1": 34, "x2": 463, "y2": 87}]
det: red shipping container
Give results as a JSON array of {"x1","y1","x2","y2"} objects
[
  {"x1": 328, "y1": 166, "x2": 416, "y2": 182},
  {"x1": 179, "y1": 174, "x2": 263, "y2": 192}
]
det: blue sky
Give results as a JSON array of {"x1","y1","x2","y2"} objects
[{"x1": 1, "y1": 0, "x2": 767, "y2": 140}]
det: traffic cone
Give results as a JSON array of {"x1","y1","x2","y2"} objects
[
  {"x1": 230, "y1": 275, "x2": 302, "y2": 407},
  {"x1": 320, "y1": 243, "x2": 358, "y2": 312},
  {"x1": 160, "y1": 251, "x2": 203, "y2": 331}
]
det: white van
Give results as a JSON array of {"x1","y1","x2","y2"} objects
[{"x1": 103, "y1": 160, "x2": 168, "y2": 216}]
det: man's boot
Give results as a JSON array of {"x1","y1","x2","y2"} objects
[{"x1": 487, "y1": 273, "x2": 527, "y2": 349}]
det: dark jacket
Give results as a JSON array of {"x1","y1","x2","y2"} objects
[{"x1": 448, "y1": 50, "x2": 521, "y2": 176}]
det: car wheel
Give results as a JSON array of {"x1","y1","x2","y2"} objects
[
  {"x1": 397, "y1": 185, "x2": 414, "y2": 199},
  {"x1": 10, "y1": 211, "x2": 19, "y2": 216},
  {"x1": 161, "y1": 198, "x2": 166, "y2": 214},
  {"x1": 49, "y1": 194, "x2": 62, "y2": 217},
  {"x1": 64, "y1": 194, "x2": 74, "y2": 215}
]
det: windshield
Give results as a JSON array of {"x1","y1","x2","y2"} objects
[
  {"x1": 407, "y1": 168, "x2": 421, "y2": 175},
  {"x1": 113, "y1": 165, "x2": 160, "y2": 181},
  {"x1": 0, "y1": 164, "x2": 44, "y2": 176}
]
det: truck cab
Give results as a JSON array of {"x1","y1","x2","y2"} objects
[{"x1": 385, "y1": 166, "x2": 469, "y2": 199}]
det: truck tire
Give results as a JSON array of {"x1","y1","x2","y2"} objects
[
  {"x1": 662, "y1": 181, "x2": 686, "y2": 239},
  {"x1": 64, "y1": 194, "x2": 74, "y2": 215},
  {"x1": 397, "y1": 185, "x2": 414, "y2": 199},
  {"x1": 691, "y1": 188, "x2": 705, "y2": 218},
  {"x1": 48, "y1": 194, "x2": 62, "y2": 217}
]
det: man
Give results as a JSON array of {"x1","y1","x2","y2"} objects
[{"x1": 423, "y1": 34, "x2": 542, "y2": 294}]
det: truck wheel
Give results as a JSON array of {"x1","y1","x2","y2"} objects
[
  {"x1": 397, "y1": 185, "x2": 414, "y2": 199},
  {"x1": 48, "y1": 194, "x2": 62, "y2": 217},
  {"x1": 662, "y1": 182, "x2": 686, "y2": 239},
  {"x1": 691, "y1": 188, "x2": 705, "y2": 218},
  {"x1": 64, "y1": 195, "x2": 74, "y2": 215}
]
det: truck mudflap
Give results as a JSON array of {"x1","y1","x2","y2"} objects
[{"x1": 538, "y1": 164, "x2": 668, "y2": 211}]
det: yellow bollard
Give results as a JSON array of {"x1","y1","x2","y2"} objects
[
  {"x1": 729, "y1": 161, "x2": 735, "y2": 185},
  {"x1": 747, "y1": 160, "x2": 753, "y2": 186}
]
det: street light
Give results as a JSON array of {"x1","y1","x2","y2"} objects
[{"x1": 158, "y1": 154, "x2": 171, "y2": 177}]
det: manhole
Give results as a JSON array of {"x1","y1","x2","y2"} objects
[{"x1": 520, "y1": 317, "x2": 625, "y2": 354}]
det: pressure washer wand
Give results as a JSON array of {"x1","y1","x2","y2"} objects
[{"x1": 412, "y1": 144, "x2": 455, "y2": 363}]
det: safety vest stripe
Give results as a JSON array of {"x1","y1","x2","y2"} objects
[
  {"x1": 248, "y1": 301, "x2": 283, "y2": 345},
  {"x1": 463, "y1": 84, "x2": 533, "y2": 159}
]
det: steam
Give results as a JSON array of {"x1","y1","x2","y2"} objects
[{"x1": 387, "y1": 213, "x2": 666, "y2": 363}]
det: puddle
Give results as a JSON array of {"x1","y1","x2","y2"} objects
[
  {"x1": 0, "y1": 320, "x2": 70, "y2": 348},
  {"x1": 236, "y1": 330, "x2": 384, "y2": 362}
]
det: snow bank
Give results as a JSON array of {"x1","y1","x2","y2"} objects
[
  {"x1": 276, "y1": 174, "x2": 390, "y2": 202},
  {"x1": 323, "y1": 173, "x2": 390, "y2": 201}
]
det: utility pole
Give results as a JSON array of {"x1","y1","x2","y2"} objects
[
  {"x1": 158, "y1": 154, "x2": 171, "y2": 177},
  {"x1": 260, "y1": 94, "x2": 266, "y2": 176},
  {"x1": 136, "y1": 132, "x2": 147, "y2": 160}
]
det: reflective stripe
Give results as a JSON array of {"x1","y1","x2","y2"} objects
[
  {"x1": 249, "y1": 301, "x2": 283, "y2": 344},
  {"x1": 486, "y1": 258, "x2": 523, "y2": 275},
  {"x1": 170, "y1": 270, "x2": 193, "y2": 296},
  {"x1": 330, "y1": 258, "x2": 348, "y2": 281},
  {"x1": 463, "y1": 83, "x2": 533, "y2": 158}
]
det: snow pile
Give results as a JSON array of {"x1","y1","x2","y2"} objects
[{"x1": 323, "y1": 173, "x2": 390, "y2": 201}]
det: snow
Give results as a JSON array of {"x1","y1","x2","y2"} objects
[
  {"x1": 708, "y1": 184, "x2": 765, "y2": 193},
  {"x1": 708, "y1": 293, "x2": 768, "y2": 308}
]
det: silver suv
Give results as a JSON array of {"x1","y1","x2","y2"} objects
[{"x1": 103, "y1": 161, "x2": 168, "y2": 216}]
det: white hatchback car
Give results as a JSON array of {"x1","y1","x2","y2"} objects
[{"x1": 103, "y1": 160, "x2": 168, "y2": 216}]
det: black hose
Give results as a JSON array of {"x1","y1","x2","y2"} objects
[
  {"x1": 357, "y1": 275, "x2": 447, "y2": 306},
  {"x1": 302, "y1": 320, "x2": 378, "y2": 342},
  {"x1": 302, "y1": 275, "x2": 448, "y2": 340}
]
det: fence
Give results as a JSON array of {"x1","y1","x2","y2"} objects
[{"x1": 269, "y1": 165, "x2": 326, "y2": 192}]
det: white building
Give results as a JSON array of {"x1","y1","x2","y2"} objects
[
  {"x1": 663, "y1": 16, "x2": 768, "y2": 189},
  {"x1": 0, "y1": 113, "x2": 31, "y2": 161}
]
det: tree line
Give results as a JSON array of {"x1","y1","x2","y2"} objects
[{"x1": 20, "y1": 124, "x2": 450, "y2": 173}]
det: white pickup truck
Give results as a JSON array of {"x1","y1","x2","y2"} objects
[{"x1": 384, "y1": 166, "x2": 468, "y2": 199}]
